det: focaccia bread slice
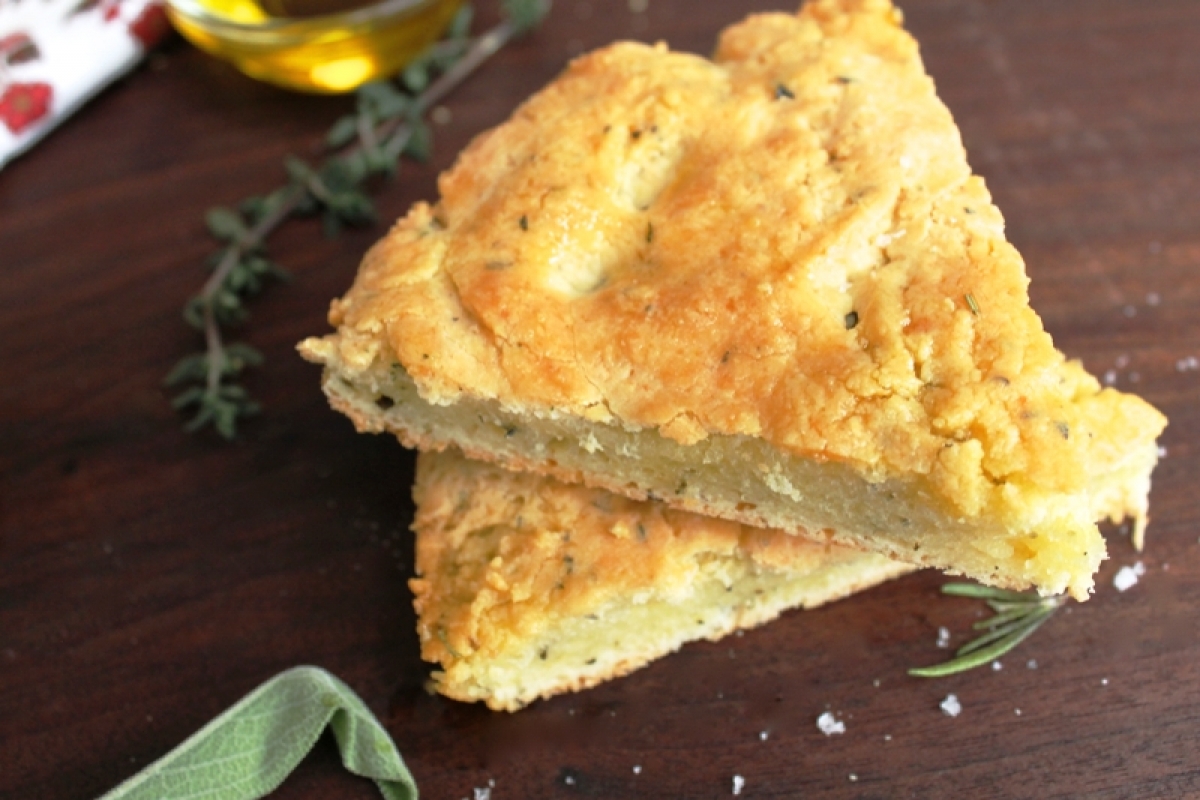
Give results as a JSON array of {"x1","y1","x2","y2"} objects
[
  {"x1": 411, "y1": 448, "x2": 912, "y2": 711},
  {"x1": 301, "y1": 0, "x2": 1166, "y2": 600}
]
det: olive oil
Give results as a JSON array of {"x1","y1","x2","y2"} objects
[
  {"x1": 257, "y1": 0, "x2": 378, "y2": 18},
  {"x1": 167, "y1": 0, "x2": 464, "y2": 93}
]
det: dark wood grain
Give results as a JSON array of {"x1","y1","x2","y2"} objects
[{"x1": 2, "y1": 2, "x2": 1198, "y2": 798}]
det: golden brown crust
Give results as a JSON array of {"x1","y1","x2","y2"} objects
[
  {"x1": 311, "y1": 0, "x2": 1163, "y2": 518},
  {"x1": 410, "y1": 448, "x2": 912, "y2": 710},
  {"x1": 300, "y1": 0, "x2": 1167, "y2": 601}
]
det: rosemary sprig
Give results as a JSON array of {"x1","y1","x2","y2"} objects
[
  {"x1": 908, "y1": 582, "x2": 1066, "y2": 678},
  {"x1": 166, "y1": 0, "x2": 551, "y2": 438}
]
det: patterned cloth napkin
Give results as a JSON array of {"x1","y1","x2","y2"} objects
[{"x1": 0, "y1": 0, "x2": 169, "y2": 170}]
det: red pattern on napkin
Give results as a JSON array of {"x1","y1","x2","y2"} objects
[
  {"x1": 128, "y1": 2, "x2": 170, "y2": 47},
  {"x1": 0, "y1": 32, "x2": 40, "y2": 63},
  {"x1": 0, "y1": 80, "x2": 52, "y2": 134},
  {"x1": 0, "y1": 0, "x2": 169, "y2": 168}
]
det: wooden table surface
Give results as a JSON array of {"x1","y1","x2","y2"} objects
[{"x1": 3, "y1": 1, "x2": 1199, "y2": 797}]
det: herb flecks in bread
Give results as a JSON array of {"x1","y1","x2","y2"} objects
[
  {"x1": 301, "y1": 0, "x2": 1166, "y2": 600},
  {"x1": 411, "y1": 449, "x2": 912, "y2": 710}
]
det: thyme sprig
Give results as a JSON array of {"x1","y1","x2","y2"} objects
[
  {"x1": 909, "y1": 582, "x2": 1065, "y2": 678},
  {"x1": 167, "y1": 0, "x2": 551, "y2": 438}
]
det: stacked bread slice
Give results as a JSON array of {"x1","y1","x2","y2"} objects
[
  {"x1": 300, "y1": 0, "x2": 1165, "y2": 710},
  {"x1": 408, "y1": 448, "x2": 913, "y2": 709}
]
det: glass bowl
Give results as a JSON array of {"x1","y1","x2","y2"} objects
[{"x1": 165, "y1": 0, "x2": 464, "y2": 93}]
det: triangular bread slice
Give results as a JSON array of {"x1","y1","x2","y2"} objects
[
  {"x1": 410, "y1": 448, "x2": 913, "y2": 710},
  {"x1": 301, "y1": 0, "x2": 1165, "y2": 600}
]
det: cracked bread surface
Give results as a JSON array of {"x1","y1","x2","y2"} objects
[
  {"x1": 411, "y1": 449, "x2": 912, "y2": 711},
  {"x1": 300, "y1": 0, "x2": 1166, "y2": 600}
]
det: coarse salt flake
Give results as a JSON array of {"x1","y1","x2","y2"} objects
[
  {"x1": 940, "y1": 694, "x2": 962, "y2": 717},
  {"x1": 817, "y1": 711, "x2": 846, "y2": 735},
  {"x1": 936, "y1": 626, "x2": 951, "y2": 649},
  {"x1": 1114, "y1": 561, "x2": 1145, "y2": 592},
  {"x1": 474, "y1": 788, "x2": 491, "y2": 800},
  {"x1": 732, "y1": 775, "x2": 745, "y2": 795}
]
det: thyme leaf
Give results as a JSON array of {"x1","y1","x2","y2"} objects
[
  {"x1": 908, "y1": 582, "x2": 1065, "y2": 678},
  {"x1": 167, "y1": 1, "x2": 551, "y2": 438},
  {"x1": 504, "y1": 0, "x2": 550, "y2": 33}
]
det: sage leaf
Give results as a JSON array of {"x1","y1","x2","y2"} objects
[{"x1": 98, "y1": 666, "x2": 418, "y2": 800}]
